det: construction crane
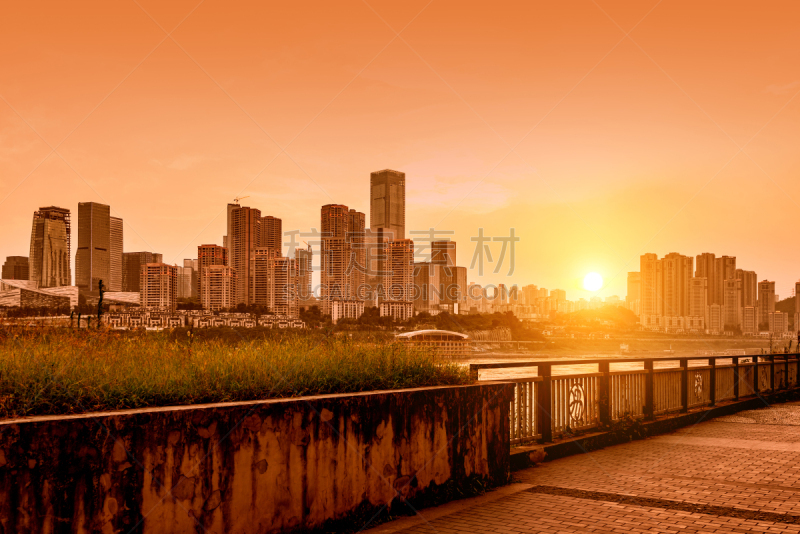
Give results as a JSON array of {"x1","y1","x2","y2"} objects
[{"x1": 233, "y1": 195, "x2": 249, "y2": 203}]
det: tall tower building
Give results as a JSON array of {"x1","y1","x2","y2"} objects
[
  {"x1": 735, "y1": 269, "x2": 757, "y2": 308},
  {"x1": 109, "y1": 216, "x2": 123, "y2": 292},
  {"x1": 198, "y1": 244, "x2": 227, "y2": 309},
  {"x1": 380, "y1": 239, "x2": 414, "y2": 320},
  {"x1": 688, "y1": 277, "x2": 708, "y2": 320},
  {"x1": 626, "y1": 272, "x2": 641, "y2": 315},
  {"x1": 295, "y1": 245, "x2": 312, "y2": 301},
  {"x1": 260, "y1": 215, "x2": 282, "y2": 251},
  {"x1": 223, "y1": 202, "x2": 240, "y2": 256},
  {"x1": 714, "y1": 256, "x2": 736, "y2": 306},
  {"x1": 252, "y1": 248, "x2": 298, "y2": 317},
  {"x1": 28, "y1": 206, "x2": 71, "y2": 288},
  {"x1": 722, "y1": 279, "x2": 742, "y2": 328},
  {"x1": 640, "y1": 253, "x2": 662, "y2": 317},
  {"x1": 122, "y1": 252, "x2": 163, "y2": 292},
  {"x1": 758, "y1": 280, "x2": 776, "y2": 327},
  {"x1": 431, "y1": 241, "x2": 456, "y2": 274},
  {"x1": 370, "y1": 169, "x2": 405, "y2": 240},
  {"x1": 695, "y1": 253, "x2": 716, "y2": 305},
  {"x1": 321, "y1": 204, "x2": 365, "y2": 316},
  {"x1": 229, "y1": 206, "x2": 261, "y2": 305},
  {"x1": 348, "y1": 209, "x2": 366, "y2": 297},
  {"x1": 661, "y1": 252, "x2": 693, "y2": 317},
  {"x1": 140, "y1": 263, "x2": 177, "y2": 310},
  {"x1": 76, "y1": 202, "x2": 111, "y2": 292}
]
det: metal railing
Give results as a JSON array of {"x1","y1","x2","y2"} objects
[{"x1": 470, "y1": 354, "x2": 800, "y2": 445}]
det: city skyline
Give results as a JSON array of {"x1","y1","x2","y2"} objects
[{"x1": 1, "y1": 2, "x2": 799, "y2": 300}]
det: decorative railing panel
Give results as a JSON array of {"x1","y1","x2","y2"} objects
[
  {"x1": 609, "y1": 371, "x2": 646, "y2": 421},
  {"x1": 687, "y1": 367, "x2": 712, "y2": 408},
  {"x1": 715, "y1": 366, "x2": 736, "y2": 402},
  {"x1": 469, "y1": 354, "x2": 800, "y2": 445},
  {"x1": 509, "y1": 378, "x2": 541, "y2": 445},
  {"x1": 551, "y1": 373, "x2": 600, "y2": 436},
  {"x1": 654, "y1": 369, "x2": 683, "y2": 414},
  {"x1": 738, "y1": 363, "x2": 756, "y2": 397},
  {"x1": 758, "y1": 363, "x2": 772, "y2": 392}
]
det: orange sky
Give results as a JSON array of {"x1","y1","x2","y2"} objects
[{"x1": 1, "y1": 1, "x2": 799, "y2": 299}]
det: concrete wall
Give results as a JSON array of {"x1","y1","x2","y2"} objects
[{"x1": 0, "y1": 383, "x2": 511, "y2": 534}]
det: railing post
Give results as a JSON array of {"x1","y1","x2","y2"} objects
[
  {"x1": 644, "y1": 359, "x2": 654, "y2": 420},
  {"x1": 598, "y1": 361, "x2": 611, "y2": 426},
  {"x1": 709, "y1": 357, "x2": 717, "y2": 406},
  {"x1": 537, "y1": 363, "x2": 552, "y2": 443},
  {"x1": 770, "y1": 355, "x2": 776, "y2": 392},
  {"x1": 733, "y1": 357, "x2": 740, "y2": 400},
  {"x1": 680, "y1": 358, "x2": 688, "y2": 413},
  {"x1": 754, "y1": 356, "x2": 760, "y2": 397}
]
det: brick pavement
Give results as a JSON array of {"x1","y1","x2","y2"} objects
[{"x1": 366, "y1": 401, "x2": 800, "y2": 533}]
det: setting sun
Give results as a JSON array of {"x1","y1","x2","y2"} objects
[{"x1": 583, "y1": 272, "x2": 603, "y2": 292}]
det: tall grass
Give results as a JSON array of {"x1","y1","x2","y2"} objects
[{"x1": 0, "y1": 329, "x2": 470, "y2": 419}]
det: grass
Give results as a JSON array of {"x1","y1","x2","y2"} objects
[{"x1": 0, "y1": 328, "x2": 470, "y2": 420}]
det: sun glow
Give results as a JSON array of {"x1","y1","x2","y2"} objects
[{"x1": 583, "y1": 272, "x2": 603, "y2": 292}]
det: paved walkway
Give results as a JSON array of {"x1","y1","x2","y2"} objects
[{"x1": 369, "y1": 401, "x2": 800, "y2": 533}]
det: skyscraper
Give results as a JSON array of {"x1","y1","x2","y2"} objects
[
  {"x1": 29, "y1": 206, "x2": 72, "y2": 288},
  {"x1": 348, "y1": 209, "x2": 366, "y2": 298},
  {"x1": 76, "y1": 202, "x2": 110, "y2": 292},
  {"x1": 198, "y1": 244, "x2": 227, "y2": 309},
  {"x1": 321, "y1": 204, "x2": 363, "y2": 314},
  {"x1": 380, "y1": 239, "x2": 414, "y2": 320},
  {"x1": 758, "y1": 280, "x2": 776, "y2": 328},
  {"x1": 695, "y1": 253, "x2": 716, "y2": 305},
  {"x1": 370, "y1": 169, "x2": 405, "y2": 240},
  {"x1": 661, "y1": 252, "x2": 693, "y2": 317},
  {"x1": 140, "y1": 263, "x2": 177, "y2": 310},
  {"x1": 2, "y1": 256, "x2": 29, "y2": 281},
  {"x1": 722, "y1": 279, "x2": 742, "y2": 328},
  {"x1": 122, "y1": 252, "x2": 163, "y2": 292},
  {"x1": 640, "y1": 253, "x2": 661, "y2": 317},
  {"x1": 431, "y1": 241, "x2": 456, "y2": 275},
  {"x1": 229, "y1": 206, "x2": 261, "y2": 305},
  {"x1": 714, "y1": 256, "x2": 736, "y2": 306},
  {"x1": 109, "y1": 216, "x2": 123, "y2": 291},
  {"x1": 295, "y1": 245, "x2": 312, "y2": 301},
  {"x1": 688, "y1": 277, "x2": 707, "y2": 319},
  {"x1": 252, "y1": 248, "x2": 298, "y2": 317},
  {"x1": 735, "y1": 269, "x2": 757, "y2": 308},
  {"x1": 260, "y1": 215, "x2": 282, "y2": 251}
]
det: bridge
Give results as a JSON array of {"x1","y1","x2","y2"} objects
[{"x1": 369, "y1": 353, "x2": 800, "y2": 533}]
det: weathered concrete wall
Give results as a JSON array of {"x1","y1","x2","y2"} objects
[{"x1": 0, "y1": 383, "x2": 511, "y2": 533}]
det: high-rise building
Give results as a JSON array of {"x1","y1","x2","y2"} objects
[
  {"x1": 295, "y1": 245, "x2": 312, "y2": 301},
  {"x1": 735, "y1": 269, "x2": 757, "y2": 308},
  {"x1": 260, "y1": 215, "x2": 282, "y2": 251},
  {"x1": 198, "y1": 244, "x2": 227, "y2": 308},
  {"x1": 76, "y1": 202, "x2": 111, "y2": 292},
  {"x1": 431, "y1": 241, "x2": 456, "y2": 272},
  {"x1": 109, "y1": 216, "x2": 123, "y2": 292},
  {"x1": 229, "y1": 206, "x2": 261, "y2": 305},
  {"x1": 640, "y1": 253, "x2": 661, "y2": 317},
  {"x1": 28, "y1": 206, "x2": 71, "y2": 288},
  {"x1": 626, "y1": 272, "x2": 641, "y2": 315},
  {"x1": 370, "y1": 169, "x2": 405, "y2": 240},
  {"x1": 176, "y1": 266, "x2": 195, "y2": 299},
  {"x1": 742, "y1": 306, "x2": 757, "y2": 335},
  {"x1": 320, "y1": 204, "x2": 365, "y2": 315},
  {"x1": 695, "y1": 253, "x2": 716, "y2": 305},
  {"x1": 122, "y1": 252, "x2": 163, "y2": 292},
  {"x1": 140, "y1": 263, "x2": 177, "y2": 310},
  {"x1": 223, "y1": 202, "x2": 239, "y2": 257},
  {"x1": 714, "y1": 256, "x2": 736, "y2": 306},
  {"x1": 758, "y1": 280, "x2": 776, "y2": 327},
  {"x1": 200, "y1": 265, "x2": 236, "y2": 311},
  {"x1": 413, "y1": 261, "x2": 442, "y2": 314},
  {"x1": 688, "y1": 277, "x2": 707, "y2": 319},
  {"x1": 722, "y1": 279, "x2": 742, "y2": 328},
  {"x1": 183, "y1": 259, "x2": 199, "y2": 300},
  {"x1": 252, "y1": 249, "x2": 298, "y2": 317},
  {"x1": 2, "y1": 256, "x2": 29, "y2": 281},
  {"x1": 662, "y1": 253, "x2": 693, "y2": 317},
  {"x1": 348, "y1": 209, "x2": 366, "y2": 298},
  {"x1": 380, "y1": 239, "x2": 414, "y2": 320}
]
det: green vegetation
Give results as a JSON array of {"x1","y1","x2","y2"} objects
[{"x1": 0, "y1": 329, "x2": 469, "y2": 420}]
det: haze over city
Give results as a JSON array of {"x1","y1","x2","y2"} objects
[{"x1": 2, "y1": 1, "x2": 800, "y2": 299}]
